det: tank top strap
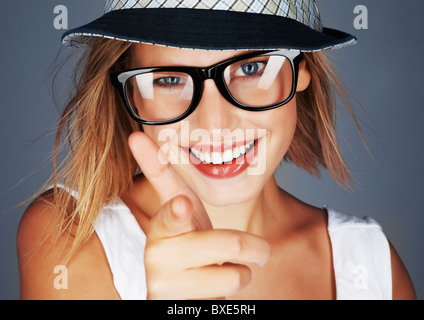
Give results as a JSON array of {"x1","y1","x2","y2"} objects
[
  {"x1": 326, "y1": 207, "x2": 392, "y2": 300},
  {"x1": 94, "y1": 197, "x2": 147, "y2": 300}
]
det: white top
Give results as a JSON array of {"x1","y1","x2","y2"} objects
[{"x1": 93, "y1": 198, "x2": 392, "y2": 300}]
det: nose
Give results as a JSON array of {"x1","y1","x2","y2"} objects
[{"x1": 189, "y1": 79, "x2": 238, "y2": 133}]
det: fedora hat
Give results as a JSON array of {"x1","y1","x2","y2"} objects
[{"x1": 62, "y1": 0, "x2": 356, "y2": 51}]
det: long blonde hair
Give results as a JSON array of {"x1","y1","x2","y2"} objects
[
  {"x1": 43, "y1": 38, "x2": 139, "y2": 260},
  {"x1": 41, "y1": 38, "x2": 361, "y2": 261},
  {"x1": 287, "y1": 52, "x2": 362, "y2": 188}
]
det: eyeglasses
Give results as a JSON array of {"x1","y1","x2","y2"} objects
[{"x1": 111, "y1": 49, "x2": 303, "y2": 125}]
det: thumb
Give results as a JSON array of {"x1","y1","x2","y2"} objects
[{"x1": 148, "y1": 195, "x2": 197, "y2": 240}]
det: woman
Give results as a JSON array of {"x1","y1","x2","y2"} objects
[{"x1": 17, "y1": 0, "x2": 416, "y2": 300}]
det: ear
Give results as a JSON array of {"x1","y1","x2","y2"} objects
[{"x1": 296, "y1": 59, "x2": 311, "y2": 92}]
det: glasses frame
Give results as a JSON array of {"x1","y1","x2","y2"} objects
[{"x1": 110, "y1": 49, "x2": 304, "y2": 126}]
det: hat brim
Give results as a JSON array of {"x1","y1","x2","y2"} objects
[{"x1": 62, "y1": 8, "x2": 356, "y2": 51}]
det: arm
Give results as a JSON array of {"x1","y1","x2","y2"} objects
[
  {"x1": 390, "y1": 242, "x2": 416, "y2": 300},
  {"x1": 17, "y1": 191, "x2": 120, "y2": 300}
]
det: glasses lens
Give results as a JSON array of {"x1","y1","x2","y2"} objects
[
  {"x1": 224, "y1": 55, "x2": 293, "y2": 107},
  {"x1": 125, "y1": 71, "x2": 194, "y2": 122}
]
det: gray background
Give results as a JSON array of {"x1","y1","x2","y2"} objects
[{"x1": 0, "y1": 0, "x2": 422, "y2": 299}]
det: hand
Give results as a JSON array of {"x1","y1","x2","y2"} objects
[{"x1": 129, "y1": 132, "x2": 271, "y2": 300}]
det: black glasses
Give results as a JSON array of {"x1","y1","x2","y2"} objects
[{"x1": 111, "y1": 49, "x2": 303, "y2": 125}]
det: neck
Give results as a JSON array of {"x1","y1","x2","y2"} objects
[
  {"x1": 124, "y1": 174, "x2": 290, "y2": 237},
  {"x1": 202, "y1": 176, "x2": 282, "y2": 235}
]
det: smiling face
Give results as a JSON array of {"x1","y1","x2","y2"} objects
[{"x1": 128, "y1": 43, "x2": 311, "y2": 206}]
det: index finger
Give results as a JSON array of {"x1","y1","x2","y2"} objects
[
  {"x1": 129, "y1": 131, "x2": 185, "y2": 203},
  {"x1": 128, "y1": 131, "x2": 212, "y2": 231}
]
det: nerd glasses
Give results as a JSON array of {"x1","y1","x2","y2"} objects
[{"x1": 111, "y1": 49, "x2": 303, "y2": 125}]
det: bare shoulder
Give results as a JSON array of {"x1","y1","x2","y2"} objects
[
  {"x1": 389, "y1": 242, "x2": 417, "y2": 300},
  {"x1": 17, "y1": 190, "x2": 120, "y2": 299},
  {"x1": 282, "y1": 191, "x2": 328, "y2": 230}
]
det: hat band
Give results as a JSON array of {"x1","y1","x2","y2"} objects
[{"x1": 104, "y1": 0, "x2": 323, "y2": 32}]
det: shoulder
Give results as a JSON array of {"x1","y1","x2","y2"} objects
[
  {"x1": 17, "y1": 189, "x2": 120, "y2": 299},
  {"x1": 389, "y1": 242, "x2": 417, "y2": 300},
  {"x1": 17, "y1": 190, "x2": 64, "y2": 266}
]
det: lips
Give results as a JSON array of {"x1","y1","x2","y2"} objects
[{"x1": 181, "y1": 139, "x2": 259, "y2": 179}]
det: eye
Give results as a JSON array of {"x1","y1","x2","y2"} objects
[
  {"x1": 155, "y1": 77, "x2": 183, "y2": 86},
  {"x1": 235, "y1": 61, "x2": 266, "y2": 77}
]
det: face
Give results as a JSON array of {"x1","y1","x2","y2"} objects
[{"x1": 129, "y1": 44, "x2": 311, "y2": 206}]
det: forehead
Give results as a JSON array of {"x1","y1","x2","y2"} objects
[{"x1": 129, "y1": 43, "x2": 251, "y2": 67}]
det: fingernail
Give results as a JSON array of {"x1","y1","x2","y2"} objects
[
  {"x1": 256, "y1": 261, "x2": 267, "y2": 267},
  {"x1": 157, "y1": 148, "x2": 169, "y2": 165},
  {"x1": 171, "y1": 196, "x2": 189, "y2": 218}
]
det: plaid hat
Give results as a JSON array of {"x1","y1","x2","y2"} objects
[{"x1": 62, "y1": 0, "x2": 356, "y2": 51}]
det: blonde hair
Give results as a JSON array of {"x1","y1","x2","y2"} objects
[
  {"x1": 287, "y1": 52, "x2": 362, "y2": 188},
  {"x1": 42, "y1": 38, "x2": 139, "y2": 260},
  {"x1": 40, "y1": 38, "x2": 361, "y2": 261}
]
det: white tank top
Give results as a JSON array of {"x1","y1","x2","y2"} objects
[{"x1": 93, "y1": 197, "x2": 392, "y2": 300}]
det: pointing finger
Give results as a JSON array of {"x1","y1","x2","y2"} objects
[
  {"x1": 147, "y1": 195, "x2": 196, "y2": 240},
  {"x1": 128, "y1": 131, "x2": 212, "y2": 231}
]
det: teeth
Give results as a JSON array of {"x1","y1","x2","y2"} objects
[
  {"x1": 232, "y1": 146, "x2": 241, "y2": 159},
  {"x1": 204, "y1": 152, "x2": 211, "y2": 163},
  {"x1": 198, "y1": 151, "x2": 204, "y2": 162},
  {"x1": 239, "y1": 145, "x2": 245, "y2": 155},
  {"x1": 190, "y1": 141, "x2": 255, "y2": 164},
  {"x1": 211, "y1": 152, "x2": 222, "y2": 164},
  {"x1": 222, "y1": 149, "x2": 233, "y2": 163}
]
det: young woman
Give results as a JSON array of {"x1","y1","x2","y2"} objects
[{"x1": 17, "y1": 0, "x2": 416, "y2": 300}]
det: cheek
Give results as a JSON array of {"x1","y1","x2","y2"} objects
[
  {"x1": 141, "y1": 124, "x2": 183, "y2": 164},
  {"x1": 249, "y1": 97, "x2": 298, "y2": 181},
  {"x1": 260, "y1": 97, "x2": 297, "y2": 161},
  {"x1": 141, "y1": 126, "x2": 163, "y2": 149},
  {"x1": 141, "y1": 125, "x2": 159, "y2": 141},
  {"x1": 277, "y1": 99, "x2": 297, "y2": 148},
  {"x1": 142, "y1": 123, "x2": 181, "y2": 146}
]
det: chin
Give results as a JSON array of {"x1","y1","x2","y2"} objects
[{"x1": 185, "y1": 168, "x2": 270, "y2": 207}]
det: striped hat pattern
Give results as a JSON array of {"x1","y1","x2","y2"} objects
[
  {"x1": 62, "y1": 0, "x2": 356, "y2": 50},
  {"x1": 104, "y1": 0, "x2": 323, "y2": 32}
]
